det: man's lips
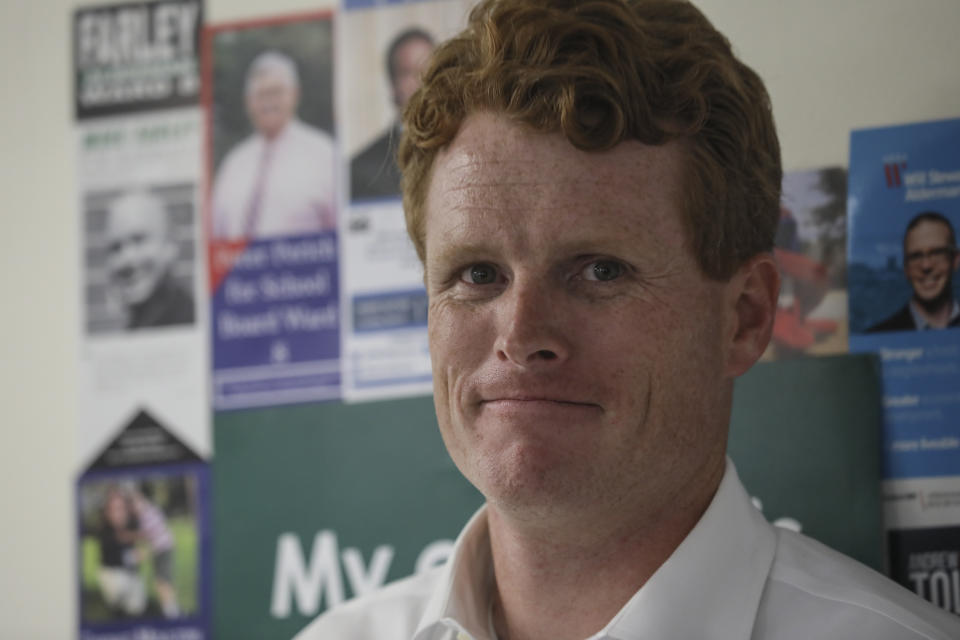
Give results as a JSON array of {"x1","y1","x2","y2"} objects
[
  {"x1": 915, "y1": 274, "x2": 944, "y2": 290},
  {"x1": 478, "y1": 397, "x2": 602, "y2": 412},
  {"x1": 470, "y1": 374, "x2": 603, "y2": 412}
]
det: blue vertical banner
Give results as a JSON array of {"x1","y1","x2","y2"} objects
[
  {"x1": 848, "y1": 118, "x2": 960, "y2": 614},
  {"x1": 210, "y1": 235, "x2": 341, "y2": 408}
]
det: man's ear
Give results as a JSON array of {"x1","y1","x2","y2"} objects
[{"x1": 723, "y1": 253, "x2": 780, "y2": 379}]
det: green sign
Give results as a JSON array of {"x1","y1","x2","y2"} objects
[{"x1": 214, "y1": 353, "x2": 883, "y2": 639}]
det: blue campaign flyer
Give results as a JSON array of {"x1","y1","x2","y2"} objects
[
  {"x1": 848, "y1": 118, "x2": 960, "y2": 480},
  {"x1": 77, "y1": 411, "x2": 211, "y2": 640},
  {"x1": 210, "y1": 234, "x2": 341, "y2": 409},
  {"x1": 204, "y1": 12, "x2": 341, "y2": 409},
  {"x1": 848, "y1": 118, "x2": 960, "y2": 613},
  {"x1": 78, "y1": 464, "x2": 212, "y2": 640}
]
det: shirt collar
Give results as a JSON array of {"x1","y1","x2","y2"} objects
[
  {"x1": 256, "y1": 118, "x2": 299, "y2": 147},
  {"x1": 414, "y1": 459, "x2": 776, "y2": 640},
  {"x1": 597, "y1": 458, "x2": 776, "y2": 640},
  {"x1": 414, "y1": 508, "x2": 496, "y2": 640},
  {"x1": 909, "y1": 298, "x2": 960, "y2": 329}
]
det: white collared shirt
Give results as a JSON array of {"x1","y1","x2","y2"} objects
[
  {"x1": 211, "y1": 119, "x2": 337, "y2": 239},
  {"x1": 294, "y1": 460, "x2": 960, "y2": 640},
  {"x1": 909, "y1": 298, "x2": 960, "y2": 330}
]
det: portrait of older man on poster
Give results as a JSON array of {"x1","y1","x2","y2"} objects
[
  {"x1": 103, "y1": 190, "x2": 194, "y2": 331},
  {"x1": 295, "y1": 1, "x2": 960, "y2": 638},
  {"x1": 211, "y1": 50, "x2": 336, "y2": 240}
]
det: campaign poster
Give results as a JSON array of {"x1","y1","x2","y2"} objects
[
  {"x1": 74, "y1": 0, "x2": 202, "y2": 120},
  {"x1": 74, "y1": 4, "x2": 210, "y2": 636},
  {"x1": 212, "y1": 397, "x2": 481, "y2": 639},
  {"x1": 764, "y1": 167, "x2": 848, "y2": 360},
  {"x1": 210, "y1": 354, "x2": 886, "y2": 638},
  {"x1": 338, "y1": 0, "x2": 473, "y2": 402},
  {"x1": 77, "y1": 412, "x2": 211, "y2": 639},
  {"x1": 205, "y1": 12, "x2": 340, "y2": 409},
  {"x1": 76, "y1": 95, "x2": 209, "y2": 472},
  {"x1": 848, "y1": 117, "x2": 960, "y2": 613},
  {"x1": 74, "y1": 0, "x2": 209, "y2": 482},
  {"x1": 888, "y1": 526, "x2": 960, "y2": 614}
]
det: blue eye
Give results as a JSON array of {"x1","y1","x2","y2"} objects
[
  {"x1": 583, "y1": 260, "x2": 623, "y2": 282},
  {"x1": 460, "y1": 263, "x2": 499, "y2": 284}
]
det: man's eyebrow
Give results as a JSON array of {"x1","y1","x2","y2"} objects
[{"x1": 428, "y1": 241, "x2": 495, "y2": 267}]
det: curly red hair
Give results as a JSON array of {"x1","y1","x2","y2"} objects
[{"x1": 398, "y1": 0, "x2": 781, "y2": 280}]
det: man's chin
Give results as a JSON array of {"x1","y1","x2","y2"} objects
[
  {"x1": 913, "y1": 285, "x2": 953, "y2": 313},
  {"x1": 476, "y1": 453, "x2": 595, "y2": 519},
  {"x1": 119, "y1": 285, "x2": 158, "y2": 308}
]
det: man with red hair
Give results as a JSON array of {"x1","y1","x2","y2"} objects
[{"x1": 297, "y1": 1, "x2": 960, "y2": 638}]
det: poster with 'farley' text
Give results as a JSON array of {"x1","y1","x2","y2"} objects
[{"x1": 74, "y1": 2, "x2": 211, "y2": 639}]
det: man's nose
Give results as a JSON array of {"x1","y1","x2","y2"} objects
[{"x1": 494, "y1": 278, "x2": 571, "y2": 367}]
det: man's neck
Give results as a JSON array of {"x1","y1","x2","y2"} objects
[
  {"x1": 486, "y1": 457, "x2": 725, "y2": 640},
  {"x1": 261, "y1": 119, "x2": 294, "y2": 142}
]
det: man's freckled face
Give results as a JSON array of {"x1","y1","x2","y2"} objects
[{"x1": 423, "y1": 112, "x2": 733, "y2": 518}]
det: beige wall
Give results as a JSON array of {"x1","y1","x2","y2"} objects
[{"x1": 0, "y1": 1, "x2": 957, "y2": 637}]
